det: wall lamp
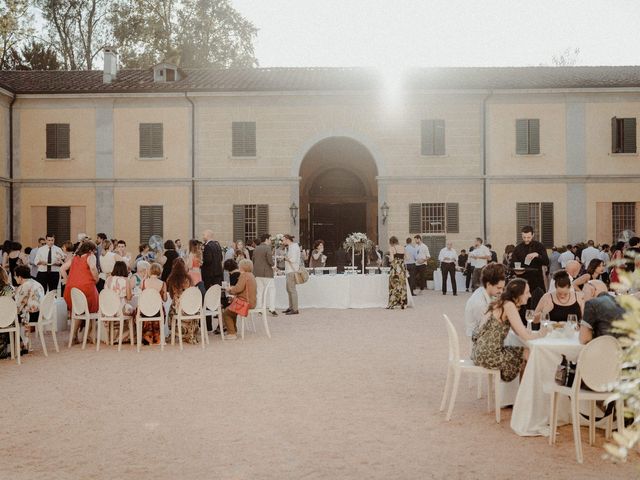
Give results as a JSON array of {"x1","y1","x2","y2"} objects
[
  {"x1": 289, "y1": 202, "x2": 299, "y2": 225},
  {"x1": 380, "y1": 202, "x2": 390, "y2": 225}
]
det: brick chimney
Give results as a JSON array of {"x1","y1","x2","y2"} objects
[{"x1": 103, "y1": 47, "x2": 118, "y2": 84}]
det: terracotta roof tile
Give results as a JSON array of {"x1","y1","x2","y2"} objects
[{"x1": 1, "y1": 66, "x2": 640, "y2": 94}]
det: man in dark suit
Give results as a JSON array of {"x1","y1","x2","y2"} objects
[
  {"x1": 202, "y1": 229, "x2": 223, "y2": 290},
  {"x1": 253, "y1": 233, "x2": 277, "y2": 315}
]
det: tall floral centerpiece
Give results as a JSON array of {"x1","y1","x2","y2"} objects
[{"x1": 344, "y1": 232, "x2": 373, "y2": 273}]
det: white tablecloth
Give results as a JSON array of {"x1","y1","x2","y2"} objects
[
  {"x1": 433, "y1": 269, "x2": 466, "y2": 291},
  {"x1": 274, "y1": 274, "x2": 414, "y2": 309},
  {"x1": 511, "y1": 332, "x2": 583, "y2": 436}
]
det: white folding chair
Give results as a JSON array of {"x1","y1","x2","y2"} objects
[
  {"x1": 135, "y1": 289, "x2": 165, "y2": 352},
  {"x1": 204, "y1": 285, "x2": 224, "y2": 341},
  {"x1": 0, "y1": 296, "x2": 20, "y2": 365},
  {"x1": 548, "y1": 335, "x2": 624, "y2": 463},
  {"x1": 171, "y1": 287, "x2": 208, "y2": 350},
  {"x1": 440, "y1": 314, "x2": 501, "y2": 423},
  {"x1": 27, "y1": 290, "x2": 59, "y2": 357},
  {"x1": 239, "y1": 279, "x2": 272, "y2": 340},
  {"x1": 97, "y1": 289, "x2": 134, "y2": 352},
  {"x1": 68, "y1": 288, "x2": 99, "y2": 350}
]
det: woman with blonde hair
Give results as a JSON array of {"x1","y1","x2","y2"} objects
[
  {"x1": 140, "y1": 262, "x2": 167, "y2": 344},
  {"x1": 222, "y1": 258, "x2": 257, "y2": 340},
  {"x1": 167, "y1": 258, "x2": 197, "y2": 343},
  {"x1": 186, "y1": 239, "x2": 205, "y2": 296}
]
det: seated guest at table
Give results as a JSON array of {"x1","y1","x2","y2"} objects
[
  {"x1": 534, "y1": 271, "x2": 584, "y2": 323},
  {"x1": 579, "y1": 281, "x2": 625, "y2": 344},
  {"x1": 222, "y1": 259, "x2": 257, "y2": 340},
  {"x1": 309, "y1": 240, "x2": 327, "y2": 269},
  {"x1": 581, "y1": 279, "x2": 607, "y2": 302},
  {"x1": 548, "y1": 259, "x2": 582, "y2": 292},
  {"x1": 472, "y1": 279, "x2": 546, "y2": 381},
  {"x1": 167, "y1": 258, "x2": 198, "y2": 344},
  {"x1": 222, "y1": 259, "x2": 240, "y2": 308},
  {"x1": 464, "y1": 263, "x2": 506, "y2": 337},
  {"x1": 114, "y1": 240, "x2": 133, "y2": 271},
  {"x1": 14, "y1": 265, "x2": 45, "y2": 352},
  {"x1": 129, "y1": 260, "x2": 150, "y2": 296},
  {"x1": 576, "y1": 258, "x2": 605, "y2": 287},
  {"x1": 141, "y1": 262, "x2": 167, "y2": 344},
  {"x1": 105, "y1": 261, "x2": 134, "y2": 316},
  {"x1": 0, "y1": 268, "x2": 14, "y2": 358}
]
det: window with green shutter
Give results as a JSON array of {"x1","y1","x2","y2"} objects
[
  {"x1": 46, "y1": 123, "x2": 70, "y2": 159},
  {"x1": 611, "y1": 117, "x2": 637, "y2": 153},
  {"x1": 46, "y1": 206, "x2": 71, "y2": 246},
  {"x1": 409, "y1": 202, "x2": 459, "y2": 234},
  {"x1": 233, "y1": 204, "x2": 269, "y2": 243},
  {"x1": 139, "y1": 123, "x2": 163, "y2": 158},
  {"x1": 421, "y1": 119, "x2": 445, "y2": 155},
  {"x1": 232, "y1": 122, "x2": 257, "y2": 157},
  {"x1": 515, "y1": 202, "x2": 553, "y2": 247},
  {"x1": 515, "y1": 119, "x2": 540, "y2": 155},
  {"x1": 140, "y1": 206, "x2": 163, "y2": 243}
]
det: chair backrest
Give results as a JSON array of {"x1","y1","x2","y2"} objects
[
  {"x1": 254, "y1": 280, "x2": 272, "y2": 310},
  {"x1": 71, "y1": 288, "x2": 89, "y2": 315},
  {"x1": 576, "y1": 335, "x2": 621, "y2": 392},
  {"x1": 100, "y1": 253, "x2": 116, "y2": 275},
  {"x1": 38, "y1": 290, "x2": 57, "y2": 324},
  {"x1": 99, "y1": 289, "x2": 121, "y2": 317},
  {"x1": 442, "y1": 314, "x2": 461, "y2": 363},
  {"x1": 0, "y1": 296, "x2": 18, "y2": 328},
  {"x1": 204, "y1": 284, "x2": 222, "y2": 312},
  {"x1": 179, "y1": 287, "x2": 202, "y2": 315},
  {"x1": 138, "y1": 288, "x2": 163, "y2": 317}
]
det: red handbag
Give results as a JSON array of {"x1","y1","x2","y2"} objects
[{"x1": 228, "y1": 297, "x2": 250, "y2": 317}]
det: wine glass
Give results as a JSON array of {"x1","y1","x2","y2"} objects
[
  {"x1": 567, "y1": 314, "x2": 578, "y2": 332},
  {"x1": 541, "y1": 312, "x2": 552, "y2": 333},
  {"x1": 525, "y1": 310, "x2": 535, "y2": 332}
]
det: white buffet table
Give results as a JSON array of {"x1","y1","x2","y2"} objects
[
  {"x1": 511, "y1": 332, "x2": 584, "y2": 436},
  {"x1": 274, "y1": 273, "x2": 414, "y2": 309},
  {"x1": 433, "y1": 269, "x2": 466, "y2": 292}
]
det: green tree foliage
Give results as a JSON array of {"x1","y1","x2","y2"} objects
[
  {"x1": 0, "y1": 0, "x2": 33, "y2": 69},
  {"x1": 111, "y1": 0, "x2": 258, "y2": 68},
  {"x1": 17, "y1": 40, "x2": 61, "y2": 69},
  {"x1": 36, "y1": 0, "x2": 112, "y2": 70}
]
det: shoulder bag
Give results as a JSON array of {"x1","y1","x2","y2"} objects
[
  {"x1": 228, "y1": 296, "x2": 250, "y2": 317},
  {"x1": 294, "y1": 265, "x2": 309, "y2": 284}
]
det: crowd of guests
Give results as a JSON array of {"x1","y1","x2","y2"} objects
[
  {"x1": 462, "y1": 226, "x2": 638, "y2": 382},
  {"x1": 0, "y1": 229, "x2": 313, "y2": 355}
]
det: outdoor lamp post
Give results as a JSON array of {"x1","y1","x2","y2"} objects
[
  {"x1": 381, "y1": 202, "x2": 390, "y2": 225},
  {"x1": 290, "y1": 202, "x2": 299, "y2": 225}
]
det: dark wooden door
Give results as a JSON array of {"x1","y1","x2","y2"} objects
[{"x1": 310, "y1": 203, "x2": 367, "y2": 266}]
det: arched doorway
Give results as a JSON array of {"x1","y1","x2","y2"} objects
[{"x1": 299, "y1": 137, "x2": 378, "y2": 265}]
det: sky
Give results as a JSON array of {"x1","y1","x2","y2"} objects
[{"x1": 231, "y1": 0, "x2": 640, "y2": 68}]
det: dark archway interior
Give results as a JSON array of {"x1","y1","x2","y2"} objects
[{"x1": 299, "y1": 137, "x2": 378, "y2": 264}]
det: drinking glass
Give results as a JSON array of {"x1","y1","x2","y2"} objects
[
  {"x1": 567, "y1": 314, "x2": 578, "y2": 331},
  {"x1": 525, "y1": 309, "x2": 535, "y2": 331},
  {"x1": 541, "y1": 312, "x2": 552, "y2": 333}
]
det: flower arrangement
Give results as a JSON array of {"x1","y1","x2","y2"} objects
[
  {"x1": 343, "y1": 232, "x2": 373, "y2": 252},
  {"x1": 271, "y1": 234, "x2": 285, "y2": 249}
]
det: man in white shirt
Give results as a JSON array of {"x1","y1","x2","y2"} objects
[
  {"x1": 469, "y1": 238, "x2": 491, "y2": 291},
  {"x1": 438, "y1": 242, "x2": 457, "y2": 295},
  {"x1": 580, "y1": 240, "x2": 600, "y2": 267},
  {"x1": 464, "y1": 263, "x2": 506, "y2": 337},
  {"x1": 29, "y1": 237, "x2": 46, "y2": 279},
  {"x1": 558, "y1": 244, "x2": 576, "y2": 268},
  {"x1": 283, "y1": 234, "x2": 301, "y2": 315},
  {"x1": 34, "y1": 234, "x2": 64, "y2": 293},
  {"x1": 414, "y1": 235, "x2": 431, "y2": 292}
]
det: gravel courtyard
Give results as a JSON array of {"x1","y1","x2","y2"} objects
[{"x1": 1, "y1": 290, "x2": 636, "y2": 479}]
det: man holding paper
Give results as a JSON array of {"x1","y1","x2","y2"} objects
[{"x1": 510, "y1": 225, "x2": 549, "y2": 295}]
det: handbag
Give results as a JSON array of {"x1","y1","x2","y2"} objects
[
  {"x1": 554, "y1": 354, "x2": 577, "y2": 387},
  {"x1": 228, "y1": 296, "x2": 250, "y2": 317},
  {"x1": 294, "y1": 265, "x2": 309, "y2": 284}
]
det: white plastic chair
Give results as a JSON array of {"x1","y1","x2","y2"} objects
[
  {"x1": 204, "y1": 285, "x2": 224, "y2": 341},
  {"x1": 0, "y1": 296, "x2": 20, "y2": 365},
  {"x1": 171, "y1": 287, "x2": 208, "y2": 350},
  {"x1": 135, "y1": 289, "x2": 165, "y2": 352},
  {"x1": 68, "y1": 288, "x2": 99, "y2": 350},
  {"x1": 239, "y1": 279, "x2": 273, "y2": 340},
  {"x1": 27, "y1": 290, "x2": 59, "y2": 356},
  {"x1": 96, "y1": 289, "x2": 134, "y2": 352},
  {"x1": 440, "y1": 314, "x2": 501, "y2": 423},
  {"x1": 548, "y1": 335, "x2": 624, "y2": 463}
]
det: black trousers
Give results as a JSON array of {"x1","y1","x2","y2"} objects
[
  {"x1": 415, "y1": 264, "x2": 427, "y2": 290},
  {"x1": 36, "y1": 271, "x2": 59, "y2": 293},
  {"x1": 406, "y1": 264, "x2": 417, "y2": 294},
  {"x1": 441, "y1": 262, "x2": 457, "y2": 294},
  {"x1": 465, "y1": 266, "x2": 474, "y2": 290}
]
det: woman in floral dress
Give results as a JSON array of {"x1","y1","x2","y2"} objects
[
  {"x1": 471, "y1": 278, "x2": 546, "y2": 381},
  {"x1": 387, "y1": 236, "x2": 408, "y2": 309}
]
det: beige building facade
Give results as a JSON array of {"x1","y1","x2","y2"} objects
[{"x1": 0, "y1": 63, "x2": 639, "y2": 260}]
